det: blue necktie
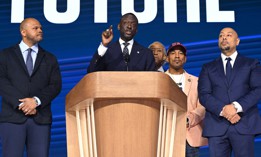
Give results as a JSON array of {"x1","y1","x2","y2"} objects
[
  {"x1": 225, "y1": 57, "x2": 232, "y2": 81},
  {"x1": 26, "y1": 48, "x2": 33, "y2": 76}
]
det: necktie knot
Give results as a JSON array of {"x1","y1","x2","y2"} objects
[
  {"x1": 226, "y1": 57, "x2": 232, "y2": 62},
  {"x1": 27, "y1": 48, "x2": 32, "y2": 54},
  {"x1": 123, "y1": 42, "x2": 129, "y2": 47}
]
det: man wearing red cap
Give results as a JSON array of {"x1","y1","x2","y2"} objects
[{"x1": 165, "y1": 42, "x2": 207, "y2": 157}]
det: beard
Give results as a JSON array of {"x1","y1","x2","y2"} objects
[
  {"x1": 219, "y1": 45, "x2": 230, "y2": 51},
  {"x1": 27, "y1": 33, "x2": 43, "y2": 44}
]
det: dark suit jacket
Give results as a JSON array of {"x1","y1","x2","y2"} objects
[
  {"x1": 87, "y1": 41, "x2": 156, "y2": 72},
  {"x1": 0, "y1": 44, "x2": 62, "y2": 124},
  {"x1": 198, "y1": 54, "x2": 261, "y2": 137}
]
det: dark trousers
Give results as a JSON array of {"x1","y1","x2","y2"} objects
[
  {"x1": 186, "y1": 140, "x2": 199, "y2": 157},
  {"x1": 208, "y1": 125, "x2": 255, "y2": 157},
  {"x1": 0, "y1": 118, "x2": 51, "y2": 157}
]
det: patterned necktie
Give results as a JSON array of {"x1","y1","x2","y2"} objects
[
  {"x1": 26, "y1": 48, "x2": 33, "y2": 76},
  {"x1": 123, "y1": 42, "x2": 130, "y2": 63},
  {"x1": 225, "y1": 57, "x2": 232, "y2": 80}
]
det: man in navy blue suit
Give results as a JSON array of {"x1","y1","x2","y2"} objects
[
  {"x1": 87, "y1": 13, "x2": 156, "y2": 72},
  {"x1": 198, "y1": 27, "x2": 261, "y2": 157},
  {"x1": 0, "y1": 18, "x2": 61, "y2": 157}
]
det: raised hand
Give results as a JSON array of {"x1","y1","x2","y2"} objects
[{"x1": 102, "y1": 25, "x2": 113, "y2": 47}]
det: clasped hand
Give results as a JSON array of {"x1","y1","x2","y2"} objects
[
  {"x1": 222, "y1": 104, "x2": 241, "y2": 124},
  {"x1": 18, "y1": 98, "x2": 37, "y2": 115}
]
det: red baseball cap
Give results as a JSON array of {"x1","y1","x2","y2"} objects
[{"x1": 167, "y1": 42, "x2": 187, "y2": 56}]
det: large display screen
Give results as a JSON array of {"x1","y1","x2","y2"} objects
[{"x1": 0, "y1": 0, "x2": 260, "y2": 59}]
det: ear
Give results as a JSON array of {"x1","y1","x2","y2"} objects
[
  {"x1": 163, "y1": 54, "x2": 167, "y2": 61},
  {"x1": 117, "y1": 24, "x2": 120, "y2": 30},
  {"x1": 236, "y1": 38, "x2": 240, "y2": 46},
  {"x1": 21, "y1": 30, "x2": 26, "y2": 37},
  {"x1": 166, "y1": 56, "x2": 170, "y2": 63}
]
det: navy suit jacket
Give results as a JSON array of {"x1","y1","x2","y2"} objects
[
  {"x1": 198, "y1": 54, "x2": 261, "y2": 137},
  {"x1": 87, "y1": 41, "x2": 156, "y2": 72},
  {"x1": 0, "y1": 44, "x2": 62, "y2": 125}
]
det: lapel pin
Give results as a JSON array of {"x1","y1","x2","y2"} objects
[{"x1": 137, "y1": 51, "x2": 140, "y2": 54}]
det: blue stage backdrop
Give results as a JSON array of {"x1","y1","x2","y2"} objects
[{"x1": 0, "y1": 0, "x2": 261, "y2": 156}]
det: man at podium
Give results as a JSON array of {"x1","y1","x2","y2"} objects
[{"x1": 87, "y1": 13, "x2": 156, "y2": 72}]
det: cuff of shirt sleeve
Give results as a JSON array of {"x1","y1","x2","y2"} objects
[
  {"x1": 220, "y1": 111, "x2": 223, "y2": 116},
  {"x1": 33, "y1": 96, "x2": 41, "y2": 106},
  {"x1": 232, "y1": 101, "x2": 243, "y2": 113},
  {"x1": 98, "y1": 42, "x2": 108, "y2": 57}
]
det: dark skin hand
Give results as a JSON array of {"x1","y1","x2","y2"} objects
[{"x1": 102, "y1": 25, "x2": 113, "y2": 47}]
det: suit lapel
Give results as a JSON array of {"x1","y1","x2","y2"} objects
[
  {"x1": 33, "y1": 47, "x2": 45, "y2": 75},
  {"x1": 116, "y1": 41, "x2": 122, "y2": 54},
  {"x1": 12, "y1": 44, "x2": 46, "y2": 77},
  {"x1": 13, "y1": 45, "x2": 29, "y2": 75},
  {"x1": 115, "y1": 41, "x2": 124, "y2": 60},
  {"x1": 228, "y1": 55, "x2": 242, "y2": 85},
  {"x1": 129, "y1": 41, "x2": 144, "y2": 66},
  {"x1": 184, "y1": 72, "x2": 191, "y2": 95},
  {"x1": 216, "y1": 57, "x2": 229, "y2": 86}
]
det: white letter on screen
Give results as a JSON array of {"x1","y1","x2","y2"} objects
[
  {"x1": 206, "y1": 0, "x2": 235, "y2": 22},
  {"x1": 122, "y1": 0, "x2": 157, "y2": 23},
  {"x1": 44, "y1": 0, "x2": 80, "y2": 24},
  {"x1": 164, "y1": 0, "x2": 177, "y2": 22},
  {"x1": 187, "y1": 0, "x2": 200, "y2": 22},
  {"x1": 11, "y1": 0, "x2": 25, "y2": 23},
  {"x1": 95, "y1": 0, "x2": 108, "y2": 23}
]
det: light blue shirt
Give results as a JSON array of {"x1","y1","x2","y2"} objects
[
  {"x1": 19, "y1": 41, "x2": 39, "y2": 67},
  {"x1": 18, "y1": 40, "x2": 41, "y2": 106}
]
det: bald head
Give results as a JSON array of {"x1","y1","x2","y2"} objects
[
  {"x1": 220, "y1": 27, "x2": 239, "y2": 38},
  {"x1": 20, "y1": 18, "x2": 43, "y2": 47},
  {"x1": 20, "y1": 18, "x2": 40, "y2": 32},
  {"x1": 218, "y1": 27, "x2": 240, "y2": 56}
]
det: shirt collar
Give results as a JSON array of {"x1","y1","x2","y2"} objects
[
  {"x1": 19, "y1": 40, "x2": 39, "y2": 54},
  {"x1": 221, "y1": 51, "x2": 238, "y2": 63},
  {"x1": 119, "y1": 38, "x2": 134, "y2": 46}
]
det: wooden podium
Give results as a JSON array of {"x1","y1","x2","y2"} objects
[{"x1": 66, "y1": 72, "x2": 187, "y2": 157}]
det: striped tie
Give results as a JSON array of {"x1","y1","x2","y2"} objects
[{"x1": 123, "y1": 42, "x2": 130, "y2": 63}]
